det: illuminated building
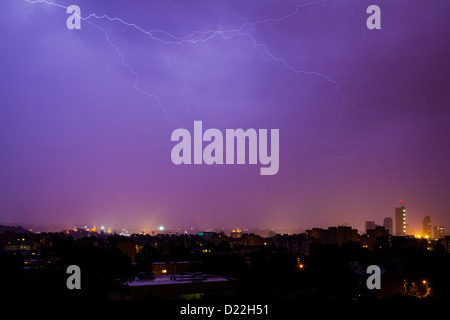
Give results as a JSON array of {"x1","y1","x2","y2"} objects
[
  {"x1": 306, "y1": 228, "x2": 324, "y2": 241},
  {"x1": 395, "y1": 202, "x2": 406, "y2": 236},
  {"x1": 230, "y1": 229, "x2": 243, "y2": 238},
  {"x1": 152, "y1": 261, "x2": 191, "y2": 276},
  {"x1": 433, "y1": 226, "x2": 445, "y2": 239},
  {"x1": 423, "y1": 216, "x2": 431, "y2": 238},
  {"x1": 306, "y1": 226, "x2": 358, "y2": 246}
]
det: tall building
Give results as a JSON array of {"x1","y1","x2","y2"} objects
[
  {"x1": 433, "y1": 226, "x2": 445, "y2": 239},
  {"x1": 383, "y1": 217, "x2": 393, "y2": 235},
  {"x1": 395, "y1": 202, "x2": 406, "y2": 236},
  {"x1": 365, "y1": 221, "x2": 376, "y2": 234},
  {"x1": 423, "y1": 216, "x2": 431, "y2": 238}
]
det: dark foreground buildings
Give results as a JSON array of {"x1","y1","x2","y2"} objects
[{"x1": 1, "y1": 224, "x2": 450, "y2": 304}]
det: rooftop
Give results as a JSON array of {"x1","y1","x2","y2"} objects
[{"x1": 128, "y1": 273, "x2": 232, "y2": 287}]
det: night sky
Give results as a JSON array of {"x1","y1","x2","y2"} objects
[{"x1": 1, "y1": 0, "x2": 449, "y2": 233}]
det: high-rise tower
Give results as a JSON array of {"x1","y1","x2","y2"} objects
[
  {"x1": 423, "y1": 216, "x2": 431, "y2": 238},
  {"x1": 383, "y1": 217, "x2": 393, "y2": 235},
  {"x1": 395, "y1": 201, "x2": 406, "y2": 236}
]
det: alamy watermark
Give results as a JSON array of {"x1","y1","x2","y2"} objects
[
  {"x1": 171, "y1": 121, "x2": 279, "y2": 175},
  {"x1": 65, "y1": 4, "x2": 380, "y2": 31},
  {"x1": 66, "y1": 5, "x2": 81, "y2": 30},
  {"x1": 366, "y1": 5, "x2": 381, "y2": 30},
  {"x1": 66, "y1": 265, "x2": 81, "y2": 289},
  {"x1": 366, "y1": 265, "x2": 381, "y2": 289}
]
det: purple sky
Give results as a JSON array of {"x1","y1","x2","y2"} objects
[{"x1": 1, "y1": 0, "x2": 449, "y2": 233}]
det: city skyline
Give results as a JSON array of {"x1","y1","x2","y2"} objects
[
  {"x1": 3, "y1": 213, "x2": 448, "y2": 304},
  {"x1": 2, "y1": 202, "x2": 446, "y2": 237},
  {"x1": 1, "y1": 1, "x2": 450, "y2": 234}
]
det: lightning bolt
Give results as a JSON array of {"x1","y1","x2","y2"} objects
[
  {"x1": 22, "y1": 0, "x2": 415, "y2": 155},
  {"x1": 158, "y1": 48, "x2": 190, "y2": 109},
  {"x1": 24, "y1": 0, "x2": 182, "y2": 125},
  {"x1": 23, "y1": 0, "x2": 360, "y2": 121},
  {"x1": 80, "y1": 1, "x2": 401, "y2": 118},
  {"x1": 81, "y1": 2, "x2": 346, "y2": 93},
  {"x1": 20, "y1": 0, "x2": 416, "y2": 179}
]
